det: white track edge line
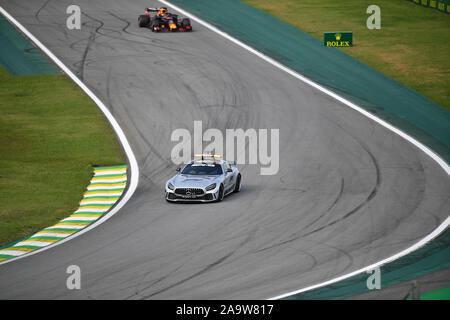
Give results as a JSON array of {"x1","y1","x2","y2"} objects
[
  {"x1": 0, "y1": 6, "x2": 139, "y2": 266},
  {"x1": 158, "y1": 0, "x2": 450, "y2": 300}
]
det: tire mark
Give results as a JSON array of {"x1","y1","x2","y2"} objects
[
  {"x1": 302, "y1": 176, "x2": 344, "y2": 231},
  {"x1": 139, "y1": 228, "x2": 257, "y2": 299},
  {"x1": 34, "y1": 0, "x2": 51, "y2": 23},
  {"x1": 254, "y1": 176, "x2": 344, "y2": 255},
  {"x1": 300, "y1": 142, "x2": 380, "y2": 238}
]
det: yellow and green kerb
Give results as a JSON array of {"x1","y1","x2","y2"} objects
[{"x1": 0, "y1": 165, "x2": 127, "y2": 262}]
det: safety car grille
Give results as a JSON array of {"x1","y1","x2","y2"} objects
[{"x1": 174, "y1": 188, "x2": 205, "y2": 195}]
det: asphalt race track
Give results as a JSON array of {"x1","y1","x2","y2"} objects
[{"x1": 0, "y1": 0, "x2": 449, "y2": 299}]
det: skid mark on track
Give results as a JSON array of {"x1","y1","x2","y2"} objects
[
  {"x1": 301, "y1": 177, "x2": 345, "y2": 232},
  {"x1": 254, "y1": 176, "x2": 343, "y2": 254},
  {"x1": 300, "y1": 150, "x2": 379, "y2": 237},
  {"x1": 298, "y1": 118, "x2": 382, "y2": 238},
  {"x1": 138, "y1": 228, "x2": 258, "y2": 299},
  {"x1": 34, "y1": 0, "x2": 51, "y2": 24}
]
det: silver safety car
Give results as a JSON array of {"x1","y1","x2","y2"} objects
[{"x1": 165, "y1": 154, "x2": 241, "y2": 202}]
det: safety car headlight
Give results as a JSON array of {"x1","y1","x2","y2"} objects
[{"x1": 205, "y1": 183, "x2": 216, "y2": 191}]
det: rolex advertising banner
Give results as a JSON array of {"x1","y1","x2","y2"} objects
[{"x1": 324, "y1": 32, "x2": 353, "y2": 47}]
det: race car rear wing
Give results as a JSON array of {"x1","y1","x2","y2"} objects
[
  {"x1": 145, "y1": 7, "x2": 169, "y2": 12},
  {"x1": 145, "y1": 7, "x2": 178, "y2": 18}
]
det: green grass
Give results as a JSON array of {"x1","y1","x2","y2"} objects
[
  {"x1": 419, "y1": 285, "x2": 450, "y2": 300},
  {"x1": 0, "y1": 66, "x2": 125, "y2": 246},
  {"x1": 241, "y1": 0, "x2": 450, "y2": 110},
  {"x1": 406, "y1": 285, "x2": 450, "y2": 300}
]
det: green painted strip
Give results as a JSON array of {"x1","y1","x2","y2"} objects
[
  {"x1": 78, "y1": 205, "x2": 114, "y2": 209},
  {"x1": 78, "y1": 204, "x2": 112, "y2": 208},
  {"x1": 84, "y1": 188, "x2": 125, "y2": 193},
  {"x1": 81, "y1": 196, "x2": 120, "y2": 200},
  {"x1": 0, "y1": 15, "x2": 60, "y2": 75},
  {"x1": 418, "y1": 286, "x2": 450, "y2": 300},
  {"x1": 80, "y1": 201, "x2": 117, "y2": 204},
  {"x1": 28, "y1": 236, "x2": 64, "y2": 240},
  {"x1": 11, "y1": 245, "x2": 49, "y2": 250},
  {"x1": 92, "y1": 174, "x2": 127, "y2": 178},
  {"x1": 0, "y1": 254, "x2": 16, "y2": 259},
  {"x1": 59, "y1": 220, "x2": 94, "y2": 223},
  {"x1": 89, "y1": 182, "x2": 126, "y2": 186},
  {"x1": 74, "y1": 208, "x2": 109, "y2": 212},
  {"x1": 76, "y1": 209, "x2": 110, "y2": 213},
  {"x1": 76, "y1": 210, "x2": 108, "y2": 213},
  {"x1": 94, "y1": 165, "x2": 127, "y2": 170},
  {"x1": 75, "y1": 210, "x2": 110, "y2": 214},
  {"x1": 42, "y1": 228, "x2": 79, "y2": 233},
  {"x1": 71, "y1": 213, "x2": 104, "y2": 216},
  {"x1": 89, "y1": 180, "x2": 127, "y2": 183}
]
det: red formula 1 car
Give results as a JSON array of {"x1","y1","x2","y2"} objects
[{"x1": 138, "y1": 7, "x2": 192, "y2": 32}]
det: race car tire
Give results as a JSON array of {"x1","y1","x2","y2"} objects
[
  {"x1": 138, "y1": 15, "x2": 150, "y2": 27},
  {"x1": 151, "y1": 19, "x2": 161, "y2": 32},
  {"x1": 181, "y1": 18, "x2": 191, "y2": 28},
  {"x1": 217, "y1": 184, "x2": 225, "y2": 202},
  {"x1": 233, "y1": 174, "x2": 241, "y2": 193}
]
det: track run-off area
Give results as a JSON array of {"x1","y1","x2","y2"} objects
[{"x1": 0, "y1": 0, "x2": 449, "y2": 299}]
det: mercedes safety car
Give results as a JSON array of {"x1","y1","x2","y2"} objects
[{"x1": 165, "y1": 154, "x2": 241, "y2": 202}]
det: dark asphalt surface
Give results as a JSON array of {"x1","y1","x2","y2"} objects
[{"x1": 0, "y1": 0, "x2": 449, "y2": 299}]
